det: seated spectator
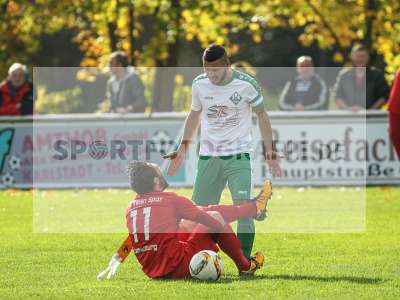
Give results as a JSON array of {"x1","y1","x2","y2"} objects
[
  {"x1": 334, "y1": 44, "x2": 390, "y2": 111},
  {"x1": 0, "y1": 63, "x2": 33, "y2": 115},
  {"x1": 106, "y1": 51, "x2": 147, "y2": 113},
  {"x1": 279, "y1": 56, "x2": 328, "y2": 111}
]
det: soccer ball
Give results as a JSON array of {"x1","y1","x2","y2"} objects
[
  {"x1": 189, "y1": 250, "x2": 223, "y2": 281},
  {"x1": 1, "y1": 173, "x2": 15, "y2": 187},
  {"x1": 8, "y1": 155, "x2": 21, "y2": 171},
  {"x1": 150, "y1": 130, "x2": 174, "y2": 155},
  {"x1": 88, "y1": 140, "x2": 108, "y2": 160}
]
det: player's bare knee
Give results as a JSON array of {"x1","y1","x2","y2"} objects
[{"x1": 207, "y1": 211, "x2": 225, "y2": 226}]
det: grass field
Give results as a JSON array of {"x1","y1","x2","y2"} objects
[{"x1": 1, "y1": 187, "x2": 399, "y2": 299}]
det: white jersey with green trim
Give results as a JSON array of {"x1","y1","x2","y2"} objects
[{"x1": 191, "y1": 69, "x2": 264, "y2": 156}]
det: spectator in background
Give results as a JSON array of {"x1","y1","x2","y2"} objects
[
  {"x1": 0, "y1": 63, "x2": 33, "y2": 115},
  {"x1": 107, "y1": 51, "x2": 147, "y2": 113},
  {"x1": 388, "y1": 68, "x2": 400, "y2": 158},
  {"x1": 334, "y1": 45, "x2": 390, "y2": 111},
  {"x1": 279, "y1": 56, "x2": 328, "y2": 111}
]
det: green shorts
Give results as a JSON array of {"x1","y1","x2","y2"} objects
[{"x1": 192, "y1": 153, "x2": 253, "y2": 206}]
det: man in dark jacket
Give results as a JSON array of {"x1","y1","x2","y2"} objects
[
  {"x1": 334, "y1": 44, "x2": 390, "y2": 111},
  {"x1": 107, "y1": 51, "x2": 147, "y2": 113},
  {"x1": 279, "y1": 56, "x2": 328, "y2": 111},
  {"x1": 0, "y1": 63, "x2": 33, "y2": 116}
]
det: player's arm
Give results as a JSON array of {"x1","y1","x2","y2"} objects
[
  {"x1": 97, "y1": 235, "x2": 133, "y2": 280},
  {"x1": 116, "y1": 235, "x2": 133, "y2": 262},
  {"x1": 165, "y1": 81, "x2": 202, "y2": 175},
  {"x1": 256, "y1": 110, "x2": 282, "y2": 177},
  {"x1": 245, "y1": 77, "x2": 281, "y2": 177},
  {"x1": 164, "y1": 109, "x2": 201, "y2": 175},
  {"x1": 178, "y1": 109, "x2": 202, "y2": 154}
]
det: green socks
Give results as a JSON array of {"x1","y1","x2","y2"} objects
[{"x1": 237, "y1": 218, "x2": 255, "y2": 258}]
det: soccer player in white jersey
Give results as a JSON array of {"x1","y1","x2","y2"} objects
[{"x1": 165, "y1": 44, "x2": 281, "y2": 258}]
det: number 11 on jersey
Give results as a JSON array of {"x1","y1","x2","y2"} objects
[{"x1": 130, "y1": 207, "x2": 151, "y2": 243}]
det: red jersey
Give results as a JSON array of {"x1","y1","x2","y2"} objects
[
  {"x1": 125, "y1": 192, "x2": 222, "y2": 278},
  {"x1": 388, "y1": 69, "x2": 400, "y2": 113}
]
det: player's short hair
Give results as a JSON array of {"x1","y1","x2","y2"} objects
[
  {"x1": 203, "y1": 44, "x2": 229, "y2": 63},
  {"x1": 351, "y1": 44, "x2": 369, "y2": 55},
  {"x1": 110, "y1": 51, "x2": 129, "y2": 67},
  {"x1": 127, "y1": 161, "x2": 158, "y2": 195}
]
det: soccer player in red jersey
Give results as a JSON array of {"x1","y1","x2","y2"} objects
[
  {"x1": 388, "y1": 68, "x2": 400, "y2": 157},
  {"x1": 97, "y1": 161, "x2": 272, "y2": 280}
]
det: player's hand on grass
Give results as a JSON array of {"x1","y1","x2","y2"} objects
[
  {"x1": 164, "y1": 147, "x2": 186, "y2": 176},
  {"x1": 97, "y1": 254, "x2": 122, "y2": 280}
]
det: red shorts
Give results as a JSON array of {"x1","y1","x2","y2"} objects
[
  {"x1": 389, "y1": 111, "x2": 400, "y2": 158},
  {"x1": 163, "y1": 224, "x2": 219, "y2": 279}
]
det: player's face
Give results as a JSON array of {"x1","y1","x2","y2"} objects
[
  {"x1": 352, "y1": 51, "x2": 369, "y2": 67},
  {"x1": 204, "y1": 59, "x2": 230, "y2": 85},
  {"x1": 149, "y1": 163, "x2": 169, "y2": 191}
]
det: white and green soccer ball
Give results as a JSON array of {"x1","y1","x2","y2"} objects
[{"x1": 189, "y1": 250, "x2": 223, "y2": 281}]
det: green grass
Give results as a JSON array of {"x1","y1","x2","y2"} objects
[{"x1": 0, "y1": 187, "x2": 399, "y2": 299}]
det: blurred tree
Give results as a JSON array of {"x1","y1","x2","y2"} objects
[
  {"x1": 250, "y1": 0, "x2": 400, "y2": 76},
  {"x1": 1, "y1": 0, "x2": 399, "y2": 113}
]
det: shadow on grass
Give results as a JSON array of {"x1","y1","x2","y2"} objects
[
  {"x1": 154, "y1": 277, "x2": 236, "y2": 284},
  {"x1": 150, "y1": 274, "x2": 384, "y2": 285},
  {"x1": 258, "y1": 274, "x2": 384, "y2": 285}
]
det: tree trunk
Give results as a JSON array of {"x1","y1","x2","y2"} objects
[
  {"x1": 364, "y1": 0, "x2": 377, "y2": 62},
  {"x1": 152, "y1": 66, "x2": 176, "y2": 112},
  {"x1": 107, "y1": 22, "x2": 118, "y2": 52},
  {"x1": 151, "y1": 0, "x2": 181, "y2": 112},
  {"x1": 107, "y1": 0, "x2": 121, "y2": 53},
  {"x1": 128, "y1": 1, "x2": 136, "y2": 66}
]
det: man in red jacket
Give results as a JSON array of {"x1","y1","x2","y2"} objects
[
  {"x1": 388, "y1": 68, "x2": 400, "y2": 158},
  {"x1": 0, "y1": 63, "x2": 34, "y2": 116}
]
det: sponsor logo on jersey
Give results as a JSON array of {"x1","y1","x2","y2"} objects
[
  {"x1": 207, "y1": 105, "x2": 240, "y2": 128},
  {"x1": 204, "y1": 96, "x2": 214, "y2": 100},
  {"x1": 229, "y1": 91, "x2": 242, "y2": 105},
  {"x1": 207, "y1": 105, "x2": 229, "y2": 118},
  {"x1": 133, "y1": 244, "x2": 158, "y2": 254},
  {"x1": 238, "y1": 190, "x2": 249, "y2": 195},
  {"x1": 134, "y1": 197, "x2": 162, "y2": 206}
]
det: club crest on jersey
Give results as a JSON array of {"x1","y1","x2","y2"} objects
[{"x1": 229, "y1": 92, "x2": 242, "y2": 105}]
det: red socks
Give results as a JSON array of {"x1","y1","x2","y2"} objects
[
  {"x1": 212, "y1": 225, "x2": 250, "y2": 272},
  {"x1": 205, "y1": 202, "x2": 256, "y2": 223}
]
